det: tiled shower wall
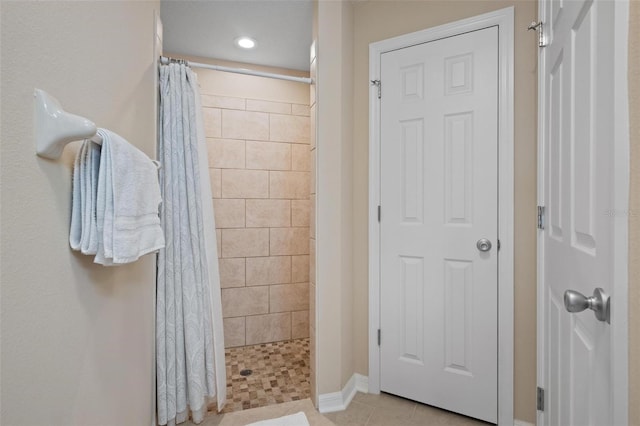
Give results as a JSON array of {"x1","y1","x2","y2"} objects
[{"x1": 201, "y1": 92, "x2": 311, "y2": 348}]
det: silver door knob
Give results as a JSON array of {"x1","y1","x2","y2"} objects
[
  {"x1": 476, "y1": 238, "x2": 492, "y2": 252},
  {"x1": 563, "y1": 288, "x2": 610, "y2": 323}
]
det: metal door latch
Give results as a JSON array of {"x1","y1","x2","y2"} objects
[
  {"x1": 476, "y1": 238, "x2": 492, "y2": 252},
  {"x1": 564, "y1": 288, "x2": 610, "y2": 324}
]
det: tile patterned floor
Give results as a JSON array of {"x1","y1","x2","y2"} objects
[
  {"x1": 209, "y1": 338, "x2": 310, "y2": 414},
  {"x1": 197, "y1": 338, "x2": 493, "y2": 425}
]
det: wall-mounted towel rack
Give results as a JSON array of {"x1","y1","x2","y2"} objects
[{"x1": 34, "y1": 89, "x2": 102, "y2": 160}]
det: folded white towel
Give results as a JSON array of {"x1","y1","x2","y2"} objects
[
  {"x1": 245, "y1": 412, "x2": 310, "y2": 426},
  {"x1": 70, "y1": 141, "x2": 100, "y2": 255},
  {"x1": 70, "y1": 129, "x2": 164, "y2": 265},
  {"x1": 86, "y1": 142, "x2": 101, "y2": 253},
  {"x1": 94, "y1": 128, "x2": 164, "y2": 265}
]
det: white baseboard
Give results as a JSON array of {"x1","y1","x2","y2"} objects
[
  {"x1": 319, "y1": 375, "x2": 528, "y2": 426},
  {"x1": 318, "y1": 373, "x2": 368, "y2": 414},
  {"x1": 355, "y1": 374, "x2": 368, "y2": 393}
]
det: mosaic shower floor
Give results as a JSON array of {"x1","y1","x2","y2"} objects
[{"x1": 209, "y1": 338, "x2": 310, "y2": 414}]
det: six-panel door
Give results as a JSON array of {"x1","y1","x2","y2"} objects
[
  {"x1": 541, "y1": 0, "x2": 614, "y2": 424},
  {"x1": 380, "y1": 26, "x2": 499, "y2": 423}
]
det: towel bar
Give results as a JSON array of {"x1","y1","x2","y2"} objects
[{"x1": 34, "y1": 89, "x2": 101, "y2": 160}]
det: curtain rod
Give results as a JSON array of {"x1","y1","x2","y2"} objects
[{"x1": 159, "y1": 56, "x2": 313, "y2": 85}]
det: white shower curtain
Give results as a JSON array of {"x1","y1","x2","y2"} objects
[{"x1": 157, "y1": 63, "x2": 226, "y2": 425}]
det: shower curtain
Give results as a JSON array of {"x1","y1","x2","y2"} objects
[{"x1": 157, "y1": 63, "x2": 226, "y2": 425}]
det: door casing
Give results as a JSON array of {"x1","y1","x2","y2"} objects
[
  {"x1": 368, "y1": 7, "x2": 515, "y2": 425},
  {"x1": 535, "y1": 1, "x2": 630, "y2": 424}
]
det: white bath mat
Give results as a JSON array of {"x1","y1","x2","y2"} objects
[{"x1": 245, "y1": 411, "x2": 310, "y2": 426}]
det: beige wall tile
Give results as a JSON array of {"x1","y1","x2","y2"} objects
[
  {"x1": 223, "y1": 317, "x2": 246, "y2": 348},
  {"x1": 202, "y1": 95, "x2": 245, "y2": 110},
  {"x1": 246, "y1": 99, "x2": 291, "y2": 114},
  {"x1": 221, "y1": 169, "x2": 269, "y2": 198},
  {"x1": 207, "y1": 138, "x2": 245, "y2": 169},
  {"x1": 203, "y1": 107, "x2": 222, "y2": 138},
  {"x1": 292, "y1": 310, "x2": 310, "y2": 339},
  {"x1": 246, "y1": 256, "x2": 291, "y2": 286},
  {"x1": 270, "y1": 283, "x2": 309, "y2": 313},
  {"x1": 310, "y1": 194, "x2": 316, "y2": 239},
  {"x1": 221, "y1": 286, "x2": 269, "y2": 317},
  {"x1": 309, "y1": 239, "x2": 315, "y2": 284},
  {"x1": 246, "y1": 199, "x2": 290, "y2": 228},
  {"x1": 270, "y1": 114, "x2": 310, "y2": 143},
  {"x1": 213, "y1": 199, "x2": 245, "y2": 228},
  {"x1": 309, "y1": 283, "x2": 316, "y2": 330},
  {"x1": 210, "y1": 168, "x2": 222, "y2": 198},
  {"x1": 309, "y1": 149, "x2": 316, "y2": 195},
  {"x1": 246, "y1": 141, "x2": 291, "y2": 171},
  {"x1": 270, "y1": 171, "x2": 310, "y2": 199},
  {"x1": 219, "y1": 258, "x2": 245, "y2": 288},
  {"x1": 246, "y1": 313, "x2": 291, "y2": 345},
  {"x1": 310, "y1": 105, "x2": 316, "y2": 149},
  {"x1": 190, "y1": 77, "x2": 316, "y2": 349},
  {"x1": 291, "y1": 255, "x2": 309, "y2": 283},
  {"x1": 222, "y1": 228, "x2": 269, "y2": 258},
  {"x1": 222, "y1": 109, "x2": 269, "y2": 141},
  {"x1": 270, "y1": 228, "x2": 310, "y2": 256},
  {"x1": 291, "y1": 144, "x2": 310, "y2": 172},
  {"x1": 292, "y1": 104, "x2": 310, "y2": 116},
  {"x1": 291, "y1": 200, "x2": 310, "y2": 227}
]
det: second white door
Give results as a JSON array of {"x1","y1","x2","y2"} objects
[
  {"x1": 380, "y1": 26, "x2": 499, "y2": 423},
  {"x1": 539, "y1": 0, "x2": 619, "y2": 424}
]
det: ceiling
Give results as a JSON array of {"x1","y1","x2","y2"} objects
[{"x1": 160, "y1": 0, "x2": 313, "y2": 72}]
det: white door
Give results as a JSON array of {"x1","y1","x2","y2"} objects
[
  {"x1": 539, "y1": 0, "x2": 618, "y2": 425},
  {"x1": 379, "y1": 27, "x2": 498, "y2": 423}
]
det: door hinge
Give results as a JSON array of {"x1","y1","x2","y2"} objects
[
  {"x1": 527, "y1": 21, "x2": 548, "y2": 47},
  {"x1": 378, "y1": 205, "x2": 381, "y2": 222},
  {"x1": 497, "y1": 239, "x2": 501, "y2": 251},
  {"x1": 371, "y1": 79, "x2": 381, "y2": 99},
  {"x1": 537, "y1": 386, "x2": 545, "y2": 411},
  {"x1": 537, "y1": 205, "x2": 545, "y2": 230},
  {"x1": 377, "y1": 329, "x2": 381, "y2": 346}
]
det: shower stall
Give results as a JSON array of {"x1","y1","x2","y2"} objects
[{"x1": 185, "y1": 57, "x2": 314, "y2": 413}]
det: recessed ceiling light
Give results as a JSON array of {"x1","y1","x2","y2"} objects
[{"x1": 235, "y1": 37, "x2": 256, "y2": 49}]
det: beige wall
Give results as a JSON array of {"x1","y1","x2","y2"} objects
[
  {"x1": 181, "y1": 57, "x2": 311, "y2": 348},
  {"x1": 340, "y1": 0, "x2": 356, "y2": 390},
  {"x1": 314, "y1": 0, "x2": 356, "y2": 395},
  {"x1": 351, "y1": 1, "x2": 538, "y2": 422},
  {"x1": 0, "y1": 2, "x2": 159, "y2": 425},
  {"x1": 629, "y1": 0, "x2": 639, "y2": 424}
]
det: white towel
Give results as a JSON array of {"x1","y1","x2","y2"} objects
[
  {"x1": 245, "y1": 412, "x2": 310, "y2": 426},
  {"x1": 70, "y1": 140, "x2": 100, "y2": 255},
  {"x1": 70, "y1": 129, "x2": 164, "y2": 265},
  {"x1": 94, "y1": 128, "x2": 164, "y2": 265}
]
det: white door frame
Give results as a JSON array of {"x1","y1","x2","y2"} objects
[
  {"x1": 368, "y1": 7, "x2": 515, "y2": 424},
  {"x1": 534, "y1": 1, "x2": 630, "y2": 425}
]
